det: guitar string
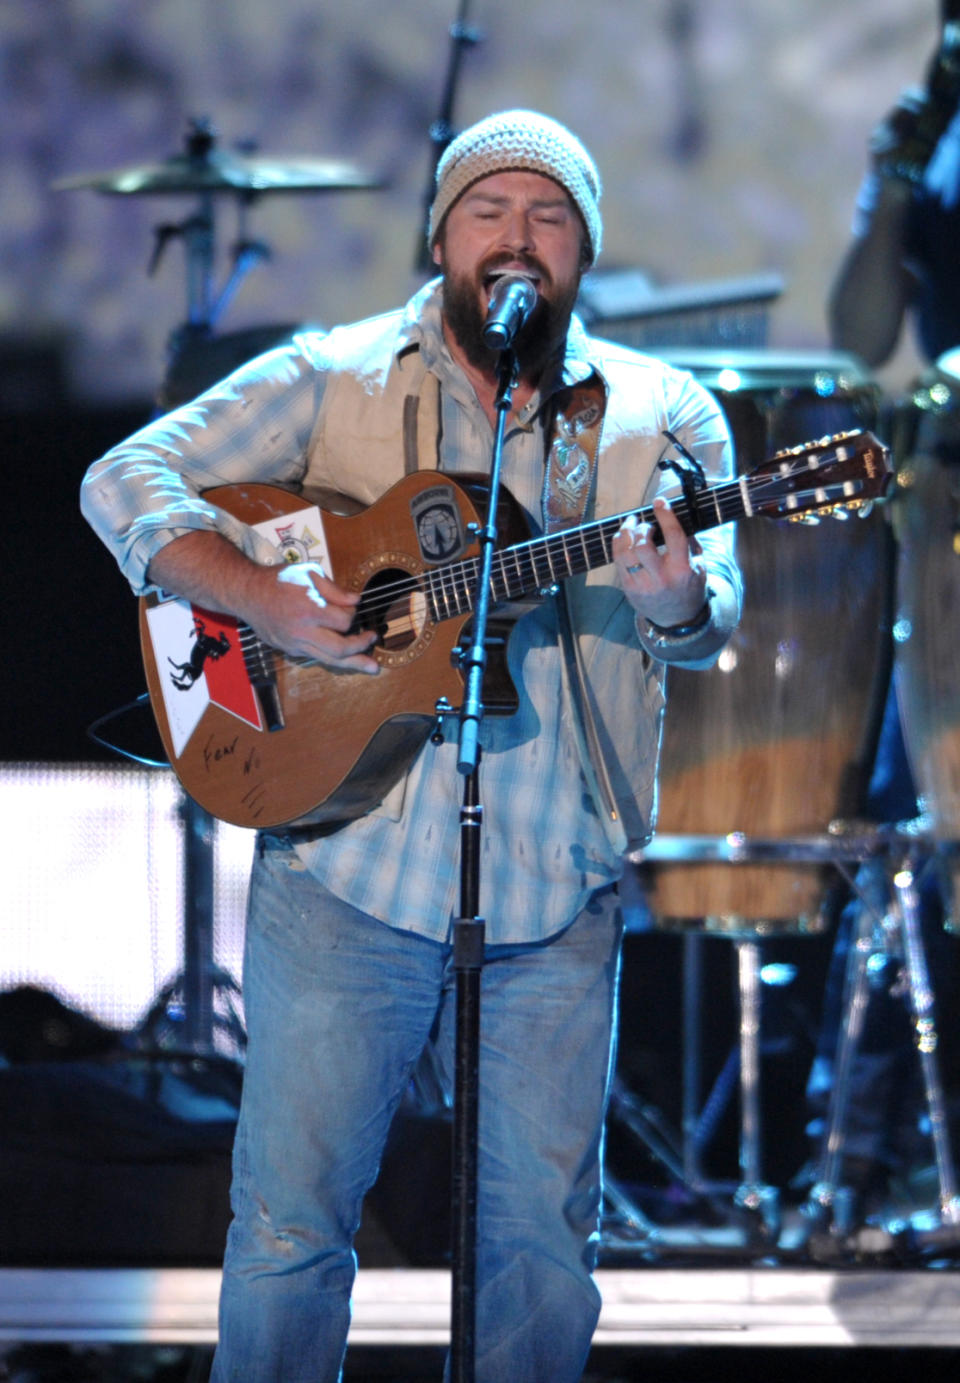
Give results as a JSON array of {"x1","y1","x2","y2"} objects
[
  {"x1": 237, "y1": 448, "x2": 873, "y2": 667},
  {"x1": 343, "y1": 465, "x2": 841, "y2": 621},
  {"x1": 238, "y1": 461, "x2": 868, "y2": 668},
  {"x1": 337, "y1": 451, "x2": 865, "y2": 625}
]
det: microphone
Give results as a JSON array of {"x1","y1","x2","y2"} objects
[{"x1": 482, "y1": 274, "x2": 538, "y2": 350}]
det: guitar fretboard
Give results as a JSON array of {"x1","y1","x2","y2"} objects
[
  {"x1": 422, "y1": 477, "x2": 744, "y2": 622},
  {"x1": 235, "y1": 430, "x2": 883, "y2": 654}
]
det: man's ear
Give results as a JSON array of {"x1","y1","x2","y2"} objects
[{"x1": 432, "y1": 241, "x2": 442, "y2": 267}]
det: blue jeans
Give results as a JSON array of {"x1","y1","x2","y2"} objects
[{"x1": 210, "y1": 835, "x2": 623, "y2": 1383}]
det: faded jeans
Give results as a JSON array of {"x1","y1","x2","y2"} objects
[{"x1": 210, "y1": 834, "x2": 623, "y2": 1383}]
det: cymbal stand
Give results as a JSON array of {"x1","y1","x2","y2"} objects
[
  {"x1": 413, "y1": 0, "x2": 482, "y2": 272},
  {"x1": 805, "y1": 827, "x2": 960, "y2": 1257},
  {"x1": 155, "y1": 190, "x2": 270, "y2": 362},
  {"x1": 215, "y1": 200, "x2": 271, "y2": 325},
  {"x1": 149, "y1": 122, "x2": 271, "y2": 366},
  {"x1": 138, "y1": 792, "x2": 246, "y2": 1063}
]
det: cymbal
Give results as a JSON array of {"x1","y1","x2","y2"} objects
[{"x1": 53, "y1": 146, "x2": 385, "y2": 196}]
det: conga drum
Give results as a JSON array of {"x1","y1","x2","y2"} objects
[
  {"x1": 892, "y1": 348, "x2": 960, "y2": 928},
  {"x1": 643, "y1": 350, "x2": 893, "y2": 934}
]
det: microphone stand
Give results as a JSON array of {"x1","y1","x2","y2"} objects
[
  {"x1": 413, "y1": 0, "x2": 482, "y2": 273},
  {"x1": 449, "y1": 345, "x2": 517, "y2": 1383}
]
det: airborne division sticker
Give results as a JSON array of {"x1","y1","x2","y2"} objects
[{"x1": 410, "y1": 484, "x2": 467, "y2": 563}]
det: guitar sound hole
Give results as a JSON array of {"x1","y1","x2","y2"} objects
[{"x1": 355, "y1": 568, "x2": 429, "y2": 653}]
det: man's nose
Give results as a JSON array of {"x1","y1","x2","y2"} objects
[{"x1": 500, "y1": 212, "x2": 534, "y2": 255}]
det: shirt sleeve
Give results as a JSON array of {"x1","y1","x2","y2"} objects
[
  {"x1": 634, "y1": 365, "x2": 743, "y2": 667},
  {"x1": 79, "y1": 336, "x2": 328, "y2": 594}
]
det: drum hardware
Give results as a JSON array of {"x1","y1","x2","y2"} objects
[
  {"x1": 135, "y1": 820, "x2": 247, "y2": 1065},
  {"x1": 633, "y1": 825, "x2": 892, "y2": 1253},
  {"x1": 68, "y1": 114, "x2": 383, "y2": 1059},
  {"x1": 791, "y1": 354, "x2": 960, "y2": 1265},
  {"x1": 801, "y1": 824, "x2": 960, "y2": 1264},
  {"x1": 52, "y1": 115, "x2": 385, "y2": 197},
  {"x1": 54, "y1": 116, "x2": 385, "y2": 401},
  {"x1": 412, "y1": 0, "x2": 483, "y2": 273},
  {"x1": 600, "y1": 1067, "x2": 737, "y2": 1258}
]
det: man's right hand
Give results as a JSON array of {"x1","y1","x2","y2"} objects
[
  {"x1": 241, "y1": 560, "x2": 381, "y2": 674},
  {"x1": 147, "y1": 529, "x2": 381, "y2": 675}
]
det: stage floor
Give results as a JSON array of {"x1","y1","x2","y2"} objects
[{"x1": 1, "y1": 1264, "x2": 960, "y2": 1350}]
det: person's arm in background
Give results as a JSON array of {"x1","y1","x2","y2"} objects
[
  {"x1": 828, "y1": 90, "x2": 929, "y2": 367},
  {"x1": 829, "y1": 22, "x2": 960, "y2": 366}
]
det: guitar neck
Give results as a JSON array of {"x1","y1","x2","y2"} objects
[{"x1": 424, "y1": 476, "x2": 746, "y2": 623}]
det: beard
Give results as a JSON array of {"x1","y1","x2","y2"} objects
[{"x1": 439, "y1": 252, "x2": 581, "y2": 380}]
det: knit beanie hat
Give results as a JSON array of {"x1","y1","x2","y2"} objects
[{"x1": 428, "y1": 109, "x2": 603, "y2": 263}]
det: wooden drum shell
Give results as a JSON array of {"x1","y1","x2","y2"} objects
[{"x1": 643, "y1": 352, "x2": 893, "y2": 934}]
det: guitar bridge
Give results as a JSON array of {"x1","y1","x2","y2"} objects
[
  {"x1": 240, "y1": 625, "x2": 286, "y2": 732},
  {"x1": 252, "y1": 677, "x2": 285, "y2": 733}
]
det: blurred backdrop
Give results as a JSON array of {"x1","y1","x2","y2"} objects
[{"x1": 0, "y1": 0, "x2": 941, "y2": 410}]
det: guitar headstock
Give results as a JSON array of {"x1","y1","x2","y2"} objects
[{"x1": 747, "y1": 430, "x2": 893, "y2": 522}]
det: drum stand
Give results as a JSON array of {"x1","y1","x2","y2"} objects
[
  {"x1": 633, "y1": 827, "x2": 892, "y2": 1254},
  {"x1": 803, "y1": 825, "x2": 960, "y2": 1261},
  {"x1": 138, "y1": 793, "x2": 246, "y2": 1062}
]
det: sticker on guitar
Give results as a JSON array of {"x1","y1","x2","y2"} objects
[{"x1": 145, "y1": 505, "x2": 332, "y2": 758}]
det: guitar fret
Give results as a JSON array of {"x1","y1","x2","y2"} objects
[
  {"x1": 578, "y1": 527, "x2": 592, "y2": 572},
  {"x1": 520, "y1": 547, "x2": 539, "y2": 594},
  {"x1": 554, "y1": 533, "x2": 575, "y2": 579},
  {"x1": 504, "y1": 547, "x2": 526, "y2": 598},
  {"x1": 532, "y1": 543, "x2": 556, "y2": 589},
  {"x1": 428, "y1": 567, "x2": 446, "y2": 620},
  {"x1": 543, "y1": 540, "x2": 558, "y2": 585},
  {"x1": 454, "y1": 561, "x2": 475, "y2": 614},
  {"x1": 435, "y1": 565, "x2": 457, "y2": 620},
  {"x1": 490, "y1": 554, "x2": 512, "y2": 603},
  {"x1": 423, "y1": 571, "x2": 441, "y2": 624}
]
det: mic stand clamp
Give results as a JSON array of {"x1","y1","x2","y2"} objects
[{"x1": 449, "y1": 346, "x2": 517, "y2": 1383}]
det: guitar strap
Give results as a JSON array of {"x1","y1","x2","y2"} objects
[
  {"x1": 544, "y1": 375, "x2": 631, "y2": 855},
  {"x1": 403, "y1": 365, "x2": 441, "y2": 474},
  {"x1": 542, "y1": 375, "x2": 606, "y2": 532}
]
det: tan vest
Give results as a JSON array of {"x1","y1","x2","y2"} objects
[{"x1": 294, "y1": 316, "x2": 737, "y2": 853}]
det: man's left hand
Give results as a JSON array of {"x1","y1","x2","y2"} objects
[{"x1": 613, "y1": 497, "x2": 708, "y2": 629}]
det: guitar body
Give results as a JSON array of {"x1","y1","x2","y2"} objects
[{"x1": 139, "y1": 472, "x2": 526, "y2": 829}]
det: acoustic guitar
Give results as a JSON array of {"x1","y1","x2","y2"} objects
[{"x1": 139, "y1": 429, "x2": 891, "y2": 829}]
